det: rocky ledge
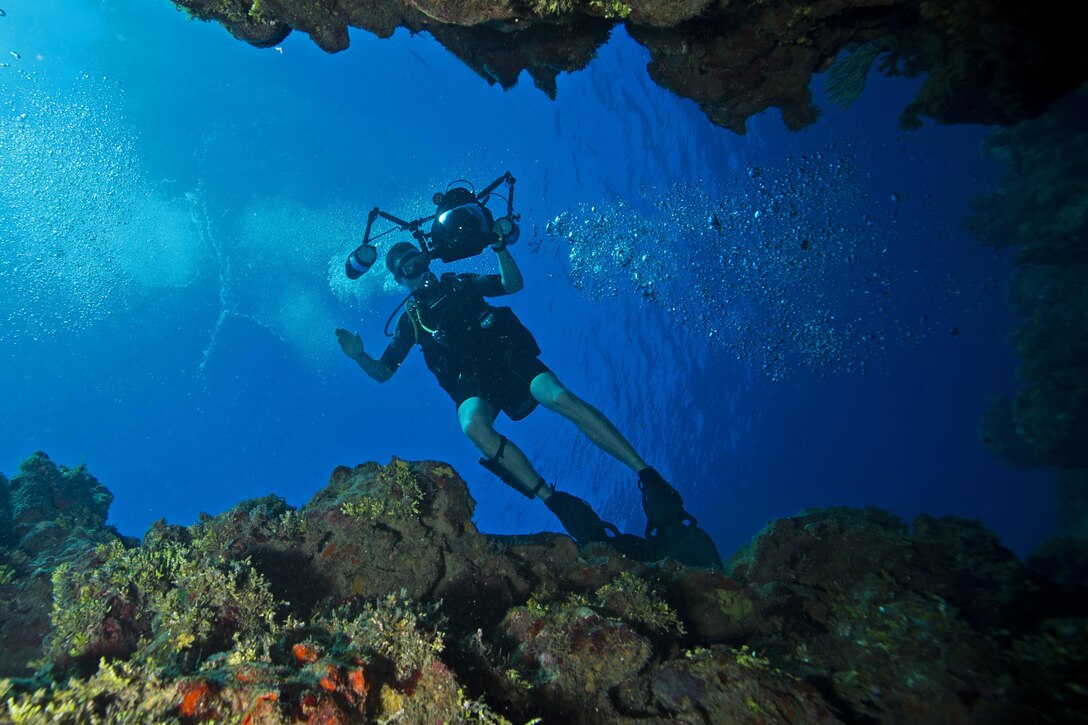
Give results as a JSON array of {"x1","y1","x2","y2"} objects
[
  {"x1": 171, "y1": 0, "x2": 1086, "y2": 134},
  {"x1": 1, "y1": 452, "x2": 1085, "y2": 722}
]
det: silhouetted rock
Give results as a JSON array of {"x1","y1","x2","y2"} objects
[
  {"x1": 0, "y1": 471, "x2": 12, "y2": 547},
  {"x1": 969, "y1": 89, "x2": 1088, "y2": 475},
  {"x1": 0, "y1": 453, "x2": 124, "y2": 678},
  {"x1": 727, "y1": 506, "x2": 1088, "y2": 722},
  {"x1": 172, "y1": 0, "x2": 1087, "y2": 134},
  {"x1": 1031, "y1": 469, "x2": 1088, "y2": 588}
]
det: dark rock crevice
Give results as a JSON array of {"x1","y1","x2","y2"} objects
[{"x1": 173, "y1": 0, "x2": 1087, "y2": 133}]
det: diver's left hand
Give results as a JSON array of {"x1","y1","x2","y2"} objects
[{"x1": 335, "y1": 328, "x2": 364, "y2": 361}]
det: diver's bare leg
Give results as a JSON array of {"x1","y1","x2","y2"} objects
[
  {"x1": 530, "y1": 372, "x2": 647, "y2": 473},
  {"x1": 458, "y1": 396, "x2": 552, "y2": 500}
]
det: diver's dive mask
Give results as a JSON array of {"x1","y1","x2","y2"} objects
[{"x1": 394, "y1": 250, "x2": 429, "y2": 281}]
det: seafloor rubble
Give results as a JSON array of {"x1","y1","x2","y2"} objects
[
  {"x1": 170, "y1": 0, "x2": 1086, "y2": 134},
  {"x1": 1, "y1": 452, "x2": 1086, "y2": 722}
]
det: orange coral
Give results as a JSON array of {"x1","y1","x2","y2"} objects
[
  {"x1": 240, "y1": 692, "x2": 278, "y2": 725},
  {"x1": 319, "y1": 664, "x2": 341, "y2": 691},
  {"x1": 293, "y1": 642, "x2": 320, "y2": 664},
  {"x1": 178, "y1": 680, "x2": 214, "y2": 718},
  {"x1": 348, "y1": 668, "x2": 369, "y2": 696}
]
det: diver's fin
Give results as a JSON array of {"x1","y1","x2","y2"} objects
[
  {"x1": 546, "y1": 491, "x2": 653, "y2": 560},
  {"x1": 605, "y1": 532, "x2": 655, "y2": 561},
  {"x1": 651, "y1": 522, "x2": 724, "y2": 570},
  {"x1": 478, "y1": 445, "x2": 654, "y2": 561},
  {"x1": 545, "y1": 491, "x2": 613, "y2": 543},
  {"x1": 638, "y1": 467, "x2": 697, "y2": 537}
]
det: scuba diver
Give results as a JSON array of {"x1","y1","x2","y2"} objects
[{"x1": 334, "y1": 173, "x2": 722, "y2": 569}]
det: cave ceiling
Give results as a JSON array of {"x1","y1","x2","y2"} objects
[{"x1": 173, "y1": 0, "x2": 1086, "y2": 133}]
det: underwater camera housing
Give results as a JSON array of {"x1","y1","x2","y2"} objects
[{"x1": 343, "y1": 172, "x2": 520, "y2": 279}]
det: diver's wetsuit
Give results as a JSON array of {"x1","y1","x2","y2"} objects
[{"x1": 380, "y1": 272, "x2": 549, "y2": 420}]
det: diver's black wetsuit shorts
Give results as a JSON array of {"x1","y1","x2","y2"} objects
[
  {"x1": 379, "y1": 273, "x2": 550, "y2": 421},
  {"x1": 447, "y1": 335, "x2": 551, "y2": 421}
]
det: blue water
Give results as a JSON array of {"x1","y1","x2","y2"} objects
[{"x1": 0, "y1": 0, "x2": 1056, "y2": 559}]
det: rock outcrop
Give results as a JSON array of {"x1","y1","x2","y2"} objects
[
  {"x1": 967, "y1": 89, "x2": 1088, "y2": 594},
  {"x1": 0, "y1": 453, "x2": 127, "y2": 678},
  {"x1": 1, "y1": 454, "x2": 1085, "y2": 722},
  {"x1": 172, "y1": 0, "x2": 1087, "y2": 134}
]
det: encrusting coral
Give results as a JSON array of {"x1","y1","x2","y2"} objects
[{"x1": 1, "y1": 453, "x2": 1086, "y2": 722}]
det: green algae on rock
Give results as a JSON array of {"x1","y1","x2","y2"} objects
[{"x1": 1, "y1": 454, "x2": 1086, "y2": 722}]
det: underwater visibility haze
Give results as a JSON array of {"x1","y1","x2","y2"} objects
[
  {"x1": 1, "y1": 0, "x2": 1086, "y2": 719},
  {"x1": 0, "y1": 0, "x2": 1055, "y2": 555}
]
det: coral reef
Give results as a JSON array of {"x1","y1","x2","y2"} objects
[
  {"x1": 969, "y1": 88, "x2": 1088, "y2": 473},
  {"x1": 967, "y1": 87, "x2": 1088, "y2": 588},
  {"x1": 0, "y1": 453, "x2": 128, "y2": 678},
  {"x1": 2, "y1": 454, "x2": 1086, "y2": 722},
  {"x1": 170, "y1": 0, "x2": 1087, "y2": 133},
  {"x1": 1030, "y1": 469, "x2": 1088, "y2": 587}
]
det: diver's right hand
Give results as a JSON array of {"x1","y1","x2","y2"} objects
[{"x1": 335, "y1": 328, "x2": 365, "y2": 361}]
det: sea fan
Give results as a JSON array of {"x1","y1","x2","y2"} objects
[{"x1": 827, "y1": 42, "x2": 885, "y2": 108}]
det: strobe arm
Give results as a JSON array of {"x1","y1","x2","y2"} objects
[
  {"x1": 360, "y1": 207, "x2": 380, "y2": 246},
  {"x1": 361, "y1": 207, "x2": 435, "y2": 247},
  {"x1": 477, "y1": 172, "x2": 517, "y2": 218},
  {"x1": 347, "y1": 206, "x2": 438, "y2": 279}
]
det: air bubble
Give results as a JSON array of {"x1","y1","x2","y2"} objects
[
  {"x1": 1, "y1": 70, "x2": 204, "y2": 340},
  {"x1": 549, "y1": 151, "x2": 906, "y2": 379}
]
